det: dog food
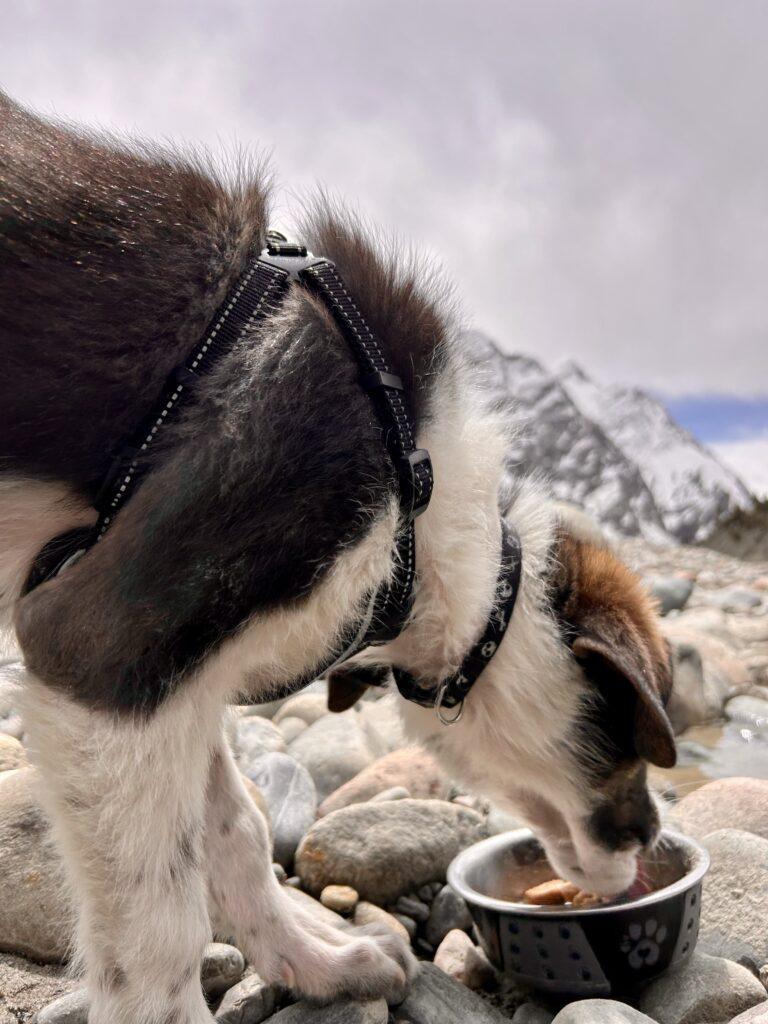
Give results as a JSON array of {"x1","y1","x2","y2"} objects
[{"x1": 523, "y1": 878, "x2": 601, "y2": 907}]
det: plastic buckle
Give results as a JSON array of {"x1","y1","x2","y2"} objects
[
  {"x1": 258, "y1": 246, "x2": 330, "y2": 282},
  {"x1": 93, "y1": 446, "x2": 139, "y2": 509},
  {"x1": 360, "y1": 370, "x2": 404, "y2": 392},
  {"x1": 399, "y1": 448, "x2": 433, "y2": 519}
]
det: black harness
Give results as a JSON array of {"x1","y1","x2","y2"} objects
[{"x1": 24, "y1": 234, "x2": 522, "y2": 719}]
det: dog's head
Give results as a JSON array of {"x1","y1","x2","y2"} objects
[{"x1": 330, "y1": 525, "x2": 675, "y2": 897}]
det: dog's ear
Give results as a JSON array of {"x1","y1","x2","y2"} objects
[
  {"x1": 553, "y1": 533, "x2": 676, "y2": 770},
  {"x1": 327, "y1": 662, "x2": 391, "y2": 713}
]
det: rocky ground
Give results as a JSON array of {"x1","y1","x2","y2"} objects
[{"x1": 1, "y1": 538, "x2": 768, "y2": 1024}]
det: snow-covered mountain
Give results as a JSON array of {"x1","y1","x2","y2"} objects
[{"x1": 465, "y1": 331, "x2": 755, "y2": 543}]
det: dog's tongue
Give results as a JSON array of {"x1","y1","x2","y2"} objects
[{"x1": 625, "y1": 858, "x2": 653, "y2": 900}]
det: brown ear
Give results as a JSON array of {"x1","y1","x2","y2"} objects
[
  {"x1": 573, "y1": 630, "x2": 677, "y2": 769},
  {"x1": 326, "y1": 662, "x2": 391, "y2": 713}
]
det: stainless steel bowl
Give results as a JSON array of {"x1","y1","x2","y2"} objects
[{"x1": 448, "y1": 827, "x2": 709, "y2": 997}]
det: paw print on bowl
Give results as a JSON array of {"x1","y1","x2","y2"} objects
[{"x1": 621, "y1": 919, "x2": 668, "y2": 969}]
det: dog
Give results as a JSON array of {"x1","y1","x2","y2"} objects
[{"x1": 0, "y1": 91, "x2": 675, "y2": 1024}]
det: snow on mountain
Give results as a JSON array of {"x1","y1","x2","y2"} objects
[{"x1": 464, "y1": 331, "x2": 755, "y2": 543}]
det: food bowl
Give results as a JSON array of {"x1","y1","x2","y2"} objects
[{"x1": 447, "y1": 827, "x2": 709, "y2": 997}]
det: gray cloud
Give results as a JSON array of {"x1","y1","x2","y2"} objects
[{"x1": 3, "y1": 0, "x2": 767, "y2": 394}]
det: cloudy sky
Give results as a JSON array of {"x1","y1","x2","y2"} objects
[{"x1": 4, "y1": 1, "x2": 767, "y2": 490}]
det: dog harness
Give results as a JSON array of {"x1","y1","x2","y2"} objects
[{"x1": 24, "y1": 233, "x2": 521, "y2": 721}]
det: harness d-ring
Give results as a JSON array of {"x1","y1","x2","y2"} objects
[{"x1": 435, "y1": 680, "x2": 464, "y2": 726}]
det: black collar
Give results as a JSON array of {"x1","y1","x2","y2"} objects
[
  {"x1": 24, "y1": 236, "x2": 433, "y2": 675},
  {"x1": 391, "y1": 520, "x2": 522, "y2": 722}
]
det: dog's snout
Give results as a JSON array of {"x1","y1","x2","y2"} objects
[{"x1": 587, "y1": 793, "x2": 659, "y2": 854}]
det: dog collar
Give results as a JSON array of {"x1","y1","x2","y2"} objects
[
  {"x1": 391, "y1": 520, "x2": 522, "y2": 724},
  {"x1": 24, "y1": 234, "x2": 433, "y2": 667}
]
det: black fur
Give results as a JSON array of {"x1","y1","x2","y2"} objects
[{"x1": 2, "y1": 93, "x2": 454, "y2": 713}]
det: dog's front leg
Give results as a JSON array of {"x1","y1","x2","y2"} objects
[
  {"x1": 204, "y1": 738, "x2": 417, "y2": 1003},
  {"x1": 21, "y1": 676, "x2": 221, "y2": 1024}
]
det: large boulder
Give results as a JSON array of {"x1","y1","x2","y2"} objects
[
  {"x1": 552, "y1": 1001, "x2": 657, "y2": 1023},
  {"x1": 668, "y1": 777, "x2": 768, "y2": 840},
  {"x1": 663, "y1": 624, "x2": 751, "y2": 730},
  {"x1": 295, "y1": 799, "x2": 487, "y2": 904},
  {"x1": 318, "y1": 747, "x2": 451, "y2": 817},
  {"x1": 0, "y1": 769, "x2": 71, "y2": 962},
  {"x1": 638, "y1": 951, "x2": 766, "y2": 1024}
]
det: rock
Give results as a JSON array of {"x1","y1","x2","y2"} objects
[
  {"x1": 708, "y1": 587, "x2": 764, "y2": 612},
  {"x1": 320, "y1": 884, "x2": 359, "y2": 914},
  {"x1": 512, "y1": 1006, "x2": 555, "y2": 1024},
  {"x1": 245, "y1": 753, "x2": 317, "y2": 869},
  {"x1": 296, "y1": 799, "x2": 487, "y2": 904},
  {"x1": 730, "y1": 1005, "x2": 768, "y2": 1024},
  {"x1": 726, "y1": 695, "x2": 768, "y2": 726},
  {"x1": 283, "y1": 885, "x2": 346, "y2": 929},
  {"x1": 273, "y1": 693, "x2": 330, "y2": 727},
  {"x1": 638, "y1": 951, "x2": 766, "y2": 1024},
  {"x1": 393, "y1": 913, "x2": 418, "y2": 940},
  {"x1": 433, "y1": 929, "x2": 495, "y2": 989},
  {"x1": 289, "y1": 711, "x2": 384, "y2": 802},
  {"x1": 649, "y1": 576, "x2": 694, "y2": 615},
  {"x1": 201, "y1": 943, "x2": 245, "y2": 997},
  {"x1": 669, "y1": 777, "x2": 768, "y2": 840},
  {"x1": 241, "y1": 775, "x2": 271, "y2": 829},
  {"x1": 33, "y1": 989, "x2": 89, "y2": 1024},
  {"x1": 486, "y1": 804, "x2": 523, "y2": 836},
  {"x1": 354, "y1": 695, "x2": 406, "y2": 753},
  {"x1": 0, "y1": 712, "x2": 24, "y2": 739},
  {"x1": 663, "y1": 621, "x2": 750, "y2": 716},
  {"x1": 552, "y1": 1001, "x2": 657, "y2": 1023},
  {"x1": 0, "y1": 954, "x2": 77, "y2": 1024},
  {"x1": 393, "y1": 895, "x2": 430, "y2": 923},
  {"x1": 697, "y1": 829, "x2": 768, "y2": 969},
  {"x1": 276, "y1": 716, "x2": 309, "y2": 744},
  {"x1": 214, "y1": 972, "x2": 281, "y2": 1024},
  {"x1": 318, "y1": 748, "x2": 452, "y2": 817},
  {"x1": 273, "y1": 862, "x2": 287, "y2": 883},
  {"x1": 268, "y1": 999, "x2": 388, "y2": 1023},
  {"x1": 0, "y1": 733, "x2": 28, "y2": 772},
  {"x1": 395, "y1": 962, "x2": 509, "y2": 1023},
  {"x1": 0, "y1": 768, "x2": 71, "y2": 962},
  {"x1": 235, "y1": 718, "x2": 286, "y2": 772},
  {"x1": 425, "y1": 885, "x2": 473, "y2": 946},
  {"x1": 353, "y1": 901, "x2": 411, "y2": 943},
  {"x1": 369, "y1": 785, "x2": 411, "y2": 803}
]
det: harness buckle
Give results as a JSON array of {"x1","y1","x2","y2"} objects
[
  {"x1": 258, "y1": 246, "x2": 330, "y2": 282},
  {"x1": 399, "y1": 448, "x2": 433, "y2": 519}
]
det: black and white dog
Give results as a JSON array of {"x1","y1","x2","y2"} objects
[{"x1": 1, "y1": 93, "x2": 676, "y2": 1024}]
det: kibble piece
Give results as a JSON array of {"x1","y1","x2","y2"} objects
[
  {"x1": 572, "y1": 890, "x2": 600, "y2": 907},
  {"x1": 523, "y1": 879, "x2": 581, "y2": 905}
]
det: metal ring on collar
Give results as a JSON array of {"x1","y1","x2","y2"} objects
[{"x1": 435, "y1": 680, "x2": 464, "y2": 726}]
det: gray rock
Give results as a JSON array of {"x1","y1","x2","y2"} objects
[
  {"x1": 730, "y1": 1004, "x2": 768, "y2": 1024},
  {"x1": 553, "y1": 1001, "x2": 657, "y2": 1023},
  {"x1": 273, "y1": 862, "x2": 287, "y2": 883},
  {"x1": 353, "y1": 901, "x2": 411, "y2": 943},
  {"x1": 369, "y1": 785, "x2": 411, "y2": 803},
  {"x1": 433, "y1": 929, "x2": 495, "y2": 989},
  {"x1": 0, "y1": 768, "x2": 72, "y2": 962},
  {"x1": 318, "y1": 747, "x2": 451, "y2": 817},
  {"x1": 201, "y1": 942, "x2": 245, "y2": 997},
  {"x1": 235, "y1": 718, "x2": 286, "y2": 772},
  {"x1": 725, "y1": 695, "x2": 768, "y2": 727},
  {"x1": 649, "y1": 576, "x2": 694, "y2": 615},
  {"x1": 214, "y1": 972, "x2": 281, "y2": 1023},
  {"x1": 697, "y1": 829, "x2": 768, "y2": 969},
  {"x1": 282, "y1": 885, "x2": 346, "y2": 929},
  {"x1": 246, "y1": 753, "x2": 317, "y2": 869},
  {"x1": 395, "y1": 962, "x2": 509, "y2": 1023},
  {"x1": 295, "y1": 799, "x2": 487, "y2": 904},
  {"x1": 708, "y1": 588, "x2": 764, "y2": 611},
  {"x1": 392, "y1": 913, "x2": 418, "y2": 940},
  {"x1": 33, "y1": 989, "x2": 89, "y2": 1024},
  {"x1": 512, "y1": 1005, "x2": 555, "y2": 1024},
  {"x1": 277, "y1": 716, "x2": 309, "y2": 744},
  {"x1": 638, "y1": 951, "x2": 766, "y2": 1024},
  {"x1": 269, "y1": 998, "x2": 388, "y2": 1023},
  {"x1": 273, "y1": 693, "x2": 329, "y2": 727},
  {"x1": 669, "y1": 777, "x2": 768, "y2": 840},
  {"x1": 289, "y1": 711, "x2": 384, "y2": 801},
  {"x1": 425, "y1": 885, "x2": 472, "y2": 947},
  {"x1": 394, "y1": 895, "x2": 430, "y2": 923}
]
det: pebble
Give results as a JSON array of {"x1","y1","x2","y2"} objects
[
  {"x1": 33, "y1": 989, "x2": 89, "y2": 1024},
  {"x1": 725, "y1": 694, "x2": 768, "y2": 726},
  {"x1": 552, "y1": 1000, "x2": 657, "y2": 1023},
  {"x1": 268, "y1": 999, "x2": 388, "y2": 1023},
  {"x1": 273, "y1": 692, "x2": 330, "y2": 727},
  {"x1": 698, "y1": 828, "x2": 768, "y2": 969},
  {"x1": 649, "y1": 575, "x2": 694, "y2": 615},
  {"x1": 283, "y1": 885, "x2": 346, "y2": 929},
  {"x1": 433, "y1": 929, "x2": 495, "y2": 989},
  {"x1": 512, "y1": 1006, "x2": 555, "y2": 1024},
  {"x1": 235, "y1": 717, "x2": 287, "y2": 772},
  {"x1": 201, "y1": 942, "x2": 245, "y2": 997},
  {"x1": 295, "y1": 799, "x2": 487, "y2": 904},
  {"x1": 369, "y1": 785, "x2": 411, "y2": 803},
  {"x1": 273, "y1": 862, "x2": 287, "y2": 883},
  {"x1": 353, "y1": 901, "x2": 411, "y2": 943},
  {"x1": 417, "y1": 883, "x2": 436, "y2": 902},
  {"x1": 245, "y1": 752, "x2": 317, "y2": 869},
  {"x1": 0, "y1": 733, "x2": 28, "y2": 772},
  {"x1": 708, "y1": 588, "x2": 764, "y2": 612},
  {"x1": 730, "y1": 1005, "x2": 768, "y2": 1024},
  {"x1": 318, "y1": 746, "x2": 451, "y2": 817},
  {"x1": 289, "y1": 711, "x2": 385, "y2": 801},
  {"x1": 638, "y1": 951, "x2": 766, "y2": 1024},
  {"x1": 425, "y1": 885, "x2": 472, "y2": 947},
  {"x1": 320, "y1": 884, "x2": 359, "y2": 914},
  {"x1": 394, "y1": 895, "x2": 430, "y2": 923},
  {"x1": 214, "y1": 972, "x2": 280, "y2": 1023},
  {"x1": 669, "y1": 777, "x2": 768, "y2": 840},
  {"x1": 276, "y1": 716, "x2": 309, "y2": 744},
  {"x1": 0, "y1": 768, "x2": 72, "y2": 962},
  {"x1": 392, "y1": 912, "x2": 418, "y2": 940},
  {"x1": 395, "y1": 962, "x2": 509, "y2": 1023}
]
